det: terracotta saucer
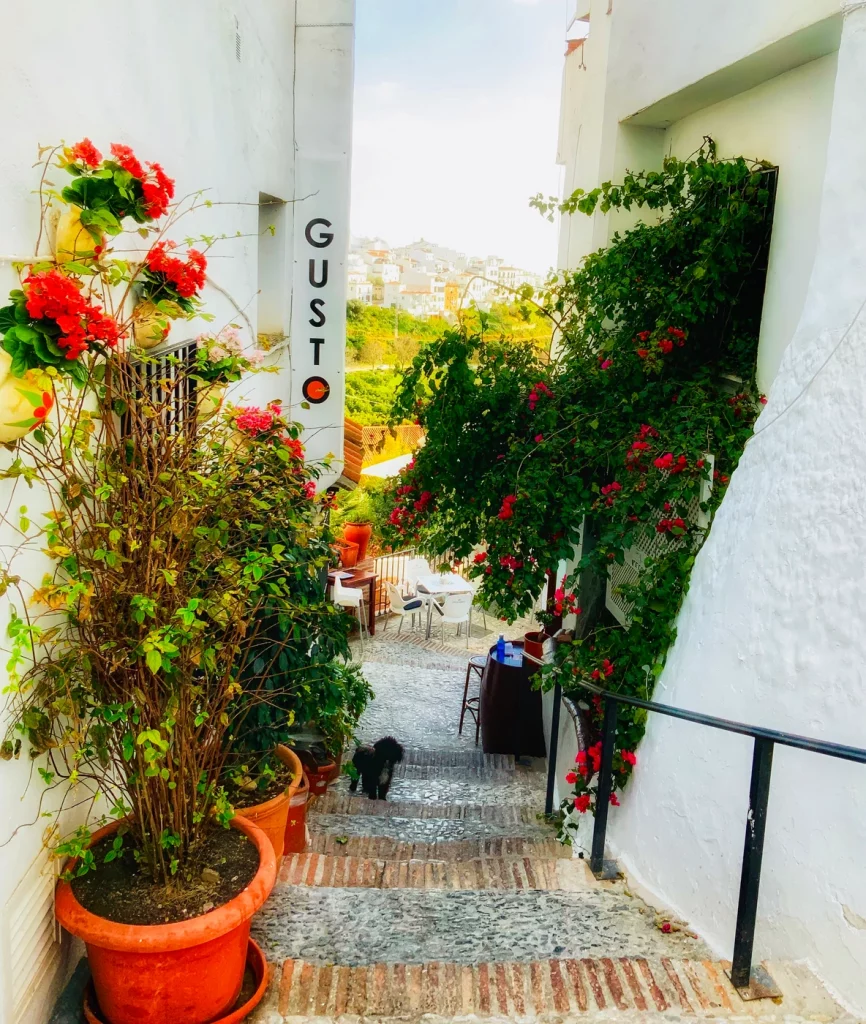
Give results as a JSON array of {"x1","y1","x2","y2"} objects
[{"x1": 83, "y1": 937, "x2": 269, "y2": 1023}]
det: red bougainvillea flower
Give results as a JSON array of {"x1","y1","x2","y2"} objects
[
  {"x1": 713, "y1": 469, "x2": 730, "y2": 485},
  {"x1": 68, "y1": 138, "x2": 103, "y2": 168},
  {"x1": 638, "y1": 423, "x2": 658, "y2": 439},
  {"x1": 234, "y1": 402, "x2": 282, "y2": 436},
  {"x1": 636, "y1": 348, "x2": 649, "y2": 359},
  {"x1": 610, "y1": 793, "x2": 620, "y2": 806},
  {"x1": 658, "y1": 338, "x2": 674, "y2": 355},
  {"x1": 667, "y1": 326, "x2": 685, "y2": 340},
  {"x1": 24, "y1": 269, "x2": 121, "y2": 360},
  {"x1": 282, "y1": 436, "x2": 304, "y2": 460},
  {"x1": 498, "y1": 494, "x2": 517, "y2": 520},
  {"x1": 564, "y1": 771, "x2": 578, "y2": 785},
  {"x1": 759, "y1": 395, "x2": 768, "y2": 405},
  {"x1": 637, "y1": 330, "x2": 651, "y2": 341},
  {"x1": 110, "y1": 143, "x2": 145, "y2": 180},
  {"x1": 656, "y1": 517, "x2": 687, "y2": 535},
  {"x1": 575, "y1": 794, "x2": 592, "y2": 814},
  {"x1": 473, "y1": 551, "x2": 487, "y2": 564},
  {"x1": 141, "y1": 161, "x2": 175, "y2": 219},
  {"x1": 534, "y1": 433, "x2": 544, "y2": 443},
  {"x1": 303, "y1": 481, "x2": 317, "y2": 499},
  {"x1": 621, "y1": 750, "x2": 637, "y2": 766},
  {"x1": 145, "y1": 242, "x2": 207, "y2": 299},
  {"x1": 660, "y1": 921, "x2": 672, "y2": 934}
]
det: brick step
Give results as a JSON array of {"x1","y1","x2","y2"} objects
[
  {"x1": 312, "y1": 793, "x2": 540, "y2": 823},
  {"x1": 278, "y1": 852, "x2": 590, "y2": 891},
  {"x1": 306, "y1": 834, "x2": 573, "y2": 861},
  {"x1": 261, "y1": 957, "x2": 843, "y2": 1021},
  {"x1": 399, "y1": 747, "x2": 515, "y2": 770}
]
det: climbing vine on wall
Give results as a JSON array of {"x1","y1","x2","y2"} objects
[{"x1": 384, "y1": 141, "x2": 775, "y2": 828}]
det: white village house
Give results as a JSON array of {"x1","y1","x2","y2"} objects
[
  {"x1": 0, "y1": 3, "x2": 354, "y2": 1021},
  {"x1": 549, "y1": 0, "x2": 866, "y2": 1013}
]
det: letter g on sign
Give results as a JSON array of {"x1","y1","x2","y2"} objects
[{"x1": 305, "y1": 219, "x2": 334, "y2": 249}]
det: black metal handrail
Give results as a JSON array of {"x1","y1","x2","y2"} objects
[{"x1": 544, "y1": 676, "x2": 866, "y2": 995}]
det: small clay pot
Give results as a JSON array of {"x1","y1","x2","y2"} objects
[
  {"x1": 524, "y1": 631, "x2": 548, "y2": 661},
  {"x1": 284, "y1": 771, "x2": 310, "y2": 854},
  {"x1": 337, "y1": 540, "x2": 359, "y2": 568},
  {"x1": 235, "y1": 745, "x2": 303, "y2": 860}
]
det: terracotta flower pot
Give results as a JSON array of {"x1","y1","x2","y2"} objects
[
  {"x1": 197, "y1": 382, "x2": 227, "y2": 422},
  {"x1": 337, "y1": 540, "x2": 359, "y2": 568},
  {"x1": 342, "y1": 522, "x2": 373, "y2": 562},
  {"x1": 0, "y1": 352, "x2": 54, "y2": 444},
  {"x1": 83, "y1": 939, "x2": 269, "y2": 1024},
  {"x1": 132, "y1": 300, "x2": 183, "y2": 349},
  {"x1": 524, "y1": 631, "x2": 548, "y2": 661},
  {"x1": 55, "y1": 206, "x2": 103, "y2": 263},
  {"x1": 306, "y1": 759, "x2": 337, "y2": 800},
  {"x1": 284, "y1": 771, "x2": 310, "y2": 854},
  {"x1": 54, "y1": 816, "x2": 277, "y2": 1024},
  {"x1": 235, "y1": 745, "x2": 302, "y2": 860}
]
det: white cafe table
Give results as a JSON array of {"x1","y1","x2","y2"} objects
[{"x1": 415, "y1": 573, "x2": 474, "y2": 639}]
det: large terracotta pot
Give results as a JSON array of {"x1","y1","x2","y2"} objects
[
  {"x1": 342, "y1": 522, "x2": 373, "y2": 562},
  {"x1": 55, "y1": 206, "x2": 103, "y2": 263},
  {"x1": 284, "y1": 771, "x2": 310, "y2": 854},
  {"x1": 0, "y1": 351, "x2": 54, "y2": 444},
  {"x1": 235, "y1": 745, "x2": 302, "y2": 860},
  {"x1": 54, "y1": 816, "x2": 277, "y2": 1024}
]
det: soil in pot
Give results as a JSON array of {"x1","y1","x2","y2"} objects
[
  {"x1": 228, "y1": 758, "x2": 295, "y2": 810},
  {"x1": 70, "y1": 825, "x2": 259, "y2": 926}
]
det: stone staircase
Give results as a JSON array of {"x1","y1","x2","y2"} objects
[{"x1": 249, "y1": 633, "x2": 855, "y2": 1023}]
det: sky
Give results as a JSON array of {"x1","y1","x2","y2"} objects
[{"x1": 351, "y1": 0, "x2": 569, "y2": 274}]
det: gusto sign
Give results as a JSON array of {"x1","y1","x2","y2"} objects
[{"x1": 302, "y1": 217, "x2": 334, "y2": 406}]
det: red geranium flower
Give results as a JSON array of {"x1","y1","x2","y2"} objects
[
  {"x1": 68, "y1": 138, "x2": 103, "y2": 168},
  {"x1": 473, "y1": 551, "x2": 487, "y2": 564},
  {"x1": 564, "y1": 771, "x2": 578, "y2": 785},
  {"x1": 110, "y1": 143, "x2": 145, "y2": 180}
]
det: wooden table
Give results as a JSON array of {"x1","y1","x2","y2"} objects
[{"x1": 327, "y1": 568, "x2": 378, "y2": 636}]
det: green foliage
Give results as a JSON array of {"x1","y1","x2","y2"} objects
[
  {"x1": 345, "y1": 369, "x2": 415, "y2": 425},
  {"x1": 384, "y1": 143, "x2": 774, "y2": 824},
  {"x1": 0, "y1": 290, "x2": 89, "y2": 383},
  {"x1": 346, "y1": 302, "x2": 446, "y2": 365}
]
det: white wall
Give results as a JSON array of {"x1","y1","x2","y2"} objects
[
  {"x1": 605, "y1": 8, "x2": 866, "y2": 1013},
  {"x1": 0, "y1": 2, "x2": 353, "y2": 1019}
]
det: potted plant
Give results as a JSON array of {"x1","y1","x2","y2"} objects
[
  {"x1": 194, "y1": 327, "x2": 262, "y2": 420},
  {"x1": 227, "y1": 745, "x2": 303, "y2": 859},
  {"x1": 54, "y1": 138, "x2": 174, "y2": 261},
  {"x1": 0, "y1": 266, "x2": 121, "y2": 441},
  {"x1": 0, "y1": 144, "x2": 338, "y2": 1024},
  {"x1": 133, "y1": 240, "x2": 207, "y2": 348}
]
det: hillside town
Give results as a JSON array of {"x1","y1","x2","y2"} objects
[{"x1": 348, "y1": 235, "x2": 547, "y2": 317}]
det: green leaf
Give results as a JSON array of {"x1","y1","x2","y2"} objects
[{"x1": 145, "y1": 649, "x2": 162, "y2": 675}]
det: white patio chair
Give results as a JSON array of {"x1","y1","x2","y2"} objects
[
  {"x1": 404, "y1": 556, "x2": 433, "y2": 596},
  {"x1": 464, "y1": 575, "x2": 488, "y2": 630},
  {"x1": 332, "y1": 575, "x2": 368, "y2": 649},
  {"x1": 432, "y1": 591, "x2": 474, "y2": 647},
  {"x1": 382, "y1": 582, "x2": 425, "y2": 635}
]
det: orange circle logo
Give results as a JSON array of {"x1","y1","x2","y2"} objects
[{"x1": 302, "y1": 376, "x2": 330, "y2": 405}]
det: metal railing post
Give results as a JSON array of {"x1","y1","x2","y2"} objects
[
  {"x1": 730, "y1": 736, "x2": 775, "y2": 990},
  {"x1": 590, "y1": 697, "x2": 618, "y2": 876},
  {"x1": 545, "y1": 681, "x2": 563, "y2": 815}
]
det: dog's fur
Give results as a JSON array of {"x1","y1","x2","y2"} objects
[{"x1": 350, "y1": 736, "x2": 404, "y2": 800}]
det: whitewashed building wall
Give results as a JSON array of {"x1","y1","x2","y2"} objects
[
  {"x1": 555, "y1": 0, "x2": 866, "y2": 1012},
  {"x1": 0, "y1": 3, "x2": 354, "y2": 1021}
]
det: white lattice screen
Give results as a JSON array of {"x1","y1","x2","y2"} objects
[{"x1": 605, "y1": 454, "x2": 714, "y2": 627}]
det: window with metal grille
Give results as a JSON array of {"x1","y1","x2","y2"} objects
[{"x1": 123, "y1": 335, "x2": 199, "y2": 438}]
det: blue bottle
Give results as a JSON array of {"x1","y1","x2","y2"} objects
[{"x1": 496, "y1": 633, "x2": 506, "y2": 661}]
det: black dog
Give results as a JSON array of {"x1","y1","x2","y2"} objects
[{"x1": 350, "y1": 736, "x2": 404, "y2": 800}]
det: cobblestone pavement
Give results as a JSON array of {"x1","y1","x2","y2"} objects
[{"x1": 250, "y1": 630, "x2": 850, "y2": 1022}]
